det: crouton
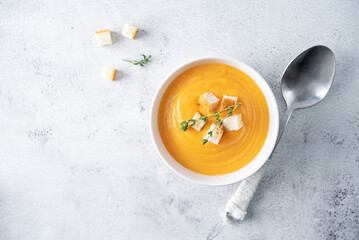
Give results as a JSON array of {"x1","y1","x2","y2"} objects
[
  {"x1": 205, "y1": 123, "x2": 224, "y2": 145},
  {"x1": 223, "y1": 114, "x2": 243, "y2": 131},
  {"x1": 103, "y1": 68, "x2": 117, "y2": 81},
  {"x1": 122, "y1": 24, "x2": 138, "y2": 39},
  {"x1": 220, "y1": 95, "x2": 238, "y2": 110},
  {"x1": 198, "y1": 92, "x2": 220, "y2": 115},
  {"x1": 95, "y1": 30, "x2": 112, "y2": 47},
  {"x1": 191, "y1": 112, "x2": 205, "y2": 131}
]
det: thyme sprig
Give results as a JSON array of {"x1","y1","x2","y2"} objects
[
  {"x1": 123, "y1": 54, "x2": 151, "y2": 67},
  {"x1": 179, "y1": 103, "x2": 242, "y2": 145},
  {"x1": 180, "y1": 103, "x2": 241, "y2": 132},
  {"x1": 202, "y1": 103, "x2": 242, "y2": 145}
]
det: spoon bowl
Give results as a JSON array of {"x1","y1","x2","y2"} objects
[
  {"x1": 277, "y1": 45, "x2": 336, "y2": 142},
  {"x1": 282, "y1": 45, "x2": 336, "y2": 110}
]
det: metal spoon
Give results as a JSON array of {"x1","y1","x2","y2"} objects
[
  {"x1": 277, "y1": 45, "x2": 336, "y2": 143},
  {"x1": 225, "y1": 45, "x2": 336, "y2": 221}
]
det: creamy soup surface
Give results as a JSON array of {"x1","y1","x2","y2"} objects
[{"x1": 158, "y1": 63, "x2": 269, "y2": 175}]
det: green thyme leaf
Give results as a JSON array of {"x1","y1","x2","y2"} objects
[
  {"x1": 227, "y1": 106, "x2": 233, "y2": 116},
  {"x1": 199, "y1": 116, "x2": 208, "y2": 124},
  {"x1": 217, "y1": 119, "x2": 223, "y2": 126},
  {"x1": 188, "y1": 119, "x2": 196, "y2": 127},
  {"x1": 202, "y1": 139, "x2": 208, "y2": 145},
  {"x1": 180, "y1": 121, "x2": 188, "y2": 132}
]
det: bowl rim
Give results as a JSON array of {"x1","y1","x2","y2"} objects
[{"x1": 149, "y1": 57, "x2": 279, "y2": 185}]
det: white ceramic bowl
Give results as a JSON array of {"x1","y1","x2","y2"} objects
[{"x1": 150, "y1": 57, "x2": 279, "y2": 185}]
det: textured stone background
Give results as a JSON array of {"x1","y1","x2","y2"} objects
[{"x1": 1, "y1": 0, "x2": 358, "y2": 239}]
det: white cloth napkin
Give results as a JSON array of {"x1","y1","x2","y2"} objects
[{"x1": 224, "y1": 160, "x2": 270, "y2": 221}]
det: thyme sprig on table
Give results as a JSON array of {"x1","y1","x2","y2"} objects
[
  {"x1": 123, "y1": 54, "x2": 151, "y2": 67},
  {"x1": 179, "y1": 103, "x2": 242, "y2": 145}
]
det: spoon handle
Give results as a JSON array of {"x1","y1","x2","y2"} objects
[
  {"x1": 224, "y1": 108, "x2": 293, "y2": 222},
  {"x1": 276, "y1": 107, "x2": 293, "y2": 145}
]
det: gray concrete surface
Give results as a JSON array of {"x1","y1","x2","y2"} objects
[{"x1": 0, "y1": 0, "x2": 358, "y2": 239}]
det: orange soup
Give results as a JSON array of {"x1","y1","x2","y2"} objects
[{"x1": 158, "y1": 63, "x2": 269, "y2": 175}]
